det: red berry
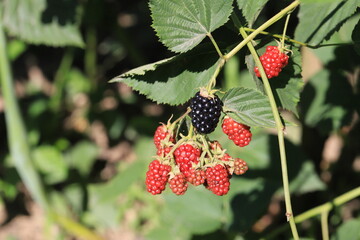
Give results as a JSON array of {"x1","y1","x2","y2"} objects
[
  {"x1": 254, "y1": 46, "x2": 289, "y2": 79},
  {"x1": 174, "y1": 144, "x2": 201, "y2": 178},
  {"x1": 145, "y1": 160, "x2": 171, "y2": 195},
  {"x1": 187, "y1": 169, "x2": 206, "y2": 186},
  {"x1": 222, "y1": 117, "x2": 252, "y2": 147},
  {"x1": 205, "y1": 164, "x2": 230, "y2": 196},
  {"x1": 234, "y1": 158, "x2": 248, "y2": 175},
  {"x1": 154, "y1": 125, "x2": 174, "y2": 149},
  {"x1": 169, "y1": 173, "x2": 188, "y2": 195}
]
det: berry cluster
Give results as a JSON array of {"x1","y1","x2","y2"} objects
[
  {"x1": 222, "y1": 116, "x2": 252, "y2": 147},
  {"x1": 254, "y1": 45, "x2": 289, "y2": 79},
  {"x1": 189, "y1": 91, "x2": 223, "y2": 134},
  {"x1": 146, "y1": 122, "x2": 249, "y2": 196},
  {"x1": 145, "y1": 91, "x2": 253, "y2": 196}
]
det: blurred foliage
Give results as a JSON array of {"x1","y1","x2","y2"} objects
[{"x1": 0, "y1": 0, "x2": 359, "y2": 240}]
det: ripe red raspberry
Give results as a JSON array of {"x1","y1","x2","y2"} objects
[
  {"x1": 234, "y1": 158, "x2": 248, "y2": 175},
  {"x1": 254, "y1": 45, "x2": 289, "y2": 79},
  {"x1": 153, "y1": 125, "x2": 174, "y2": 149},
  {"x1": 174, "y1": 144, "x2": 201, "y2": 178},
  {"x1": 145, "y1": 160, "x2": 171, "y2": 195},
  {"x1": 169, "y1": 173, "x2": 188, "y2": 195},
  {"x1": 222, "y1": 117, "x2": 252, "y2": 147},
  {"x1": 187, "y1": 169, "x2": 206, "y2": 186},
  {"x1": 205, "y1": 165, "x2": 230, "y2": 196}
]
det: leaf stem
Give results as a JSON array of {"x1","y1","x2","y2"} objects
[
  {"x1": 206, "y1": 58, "x2": 226, "y2": 92},
  {"x1": 238, "y1": 26, "x2": 299, "y2": 240},
  {"x1": 207, "y1": 33, "x2": 224, "y2": 58},
  {"x1": 224, "y1": 0, "x2": 300, "y2": 60},
  {"x1": 281, "y1": 13, "x2": 291, "y2": 49},
  {"x1": 242, "y1": 27, "x2": 307, "y2": 46},
  {"x1": 265, "y1": 187, "x2": 360, "y2": 239}
]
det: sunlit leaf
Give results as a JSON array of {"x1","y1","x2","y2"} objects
[
  {"x1": 150, "y1": 0, "x2": 233, "y2": 52},
  {"x1": 110, "y1": 45, "x2": 221, "y2": 105}
]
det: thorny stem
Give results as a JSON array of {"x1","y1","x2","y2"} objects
[
  {"x1": 224, "y1": 0, "x2": 300, "y2": 60},
  {"x1": 238, "y1": 25, "x2": 299, "y2": 239}
]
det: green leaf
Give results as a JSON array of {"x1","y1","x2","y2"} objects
[
  {"x1": 294, "y1": 0, "x2": 360, "y2": 46},
  {"x1": 236, "y1": 0, "x2": 269, "y2": 27},
  {"x1": 110, "y1": 45, "x2": 221, "y2": 105},
  {"x1": 161, "y1": 187, "x2": 223, "y2": 234},
  {"x1": 65, "y1": 141, "x2": 98, "y2": 177},
  {"x1": 289, "y1": 161, "x2": 326, "y2": 194},
  {"x1": 32, "y1": 145, "x2": 68, "y2": 184},
  {"x1": 146, "y1": 225, "x2": 191, "y2": 240},
  {"x1": 301, "y1": 69, "x2": 355, "y2": 134},
  {"x1": 352, "y1": 19, "x2": 360, "y2": 56},
  {"x1": 331, "y1": 218, "x2": 360, "y2": 240},
  {"x1": 2, "y1": 0, "x2": 84, "y2": 47},
  {"x1": 149, "y1": 0, "x2": 233, "y2": 53},
  {"x1": 222, "y1": 87, "x2": 275, "y2": 128}
]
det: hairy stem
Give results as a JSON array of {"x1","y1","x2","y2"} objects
[
  {"x1": 238, "y1": 25, "x2": 299, "y2": 239},
  {"x1": 224, "y1": 0, "x2": 300, "y2": 60}
]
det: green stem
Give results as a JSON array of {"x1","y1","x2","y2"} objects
[
  {"x1": 321, "y1": 210, "x2": 330, "y2": 240},
  {"x1": 281, "y1": 13, "x2": 291, "y2": 49},
  {"x1": 207, "y1": 33, "x2": 224, "y2": 58},
  {"x1": 51, "y1": 214, "x2": 105, "y2": 240},
  {"x1": 265, "y1": 187, "x2": 360, "y2": 239},
  {"x1": 206, "y1": 58, "x2": 226, "y2": 92},
  {"x1": 238, "y1": 26, "x2": 299, "y2": 240},
  {"x1": 243, "y1": 27, "x2": 306, "y2": 46},
  {"x1": 296, "y1": 187, "x2": 360, "y2": 222},
  {"x1": 0, "y1": 10, "x2": 50, "y2": 213},
  {"x1": 242, "y1": 27, "x2": 360, "y2": 48},
  {"x1": 224, "y1": 0, "x2": 300, "y2": 60}
]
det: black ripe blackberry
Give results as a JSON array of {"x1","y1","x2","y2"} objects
[{"x1": 189, "y1": 91, "x2": 223, "y2": 134}]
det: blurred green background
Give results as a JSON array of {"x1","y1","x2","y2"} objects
[{"x1": 0, "y1": 0, "x2": 359, "y2": 240}]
